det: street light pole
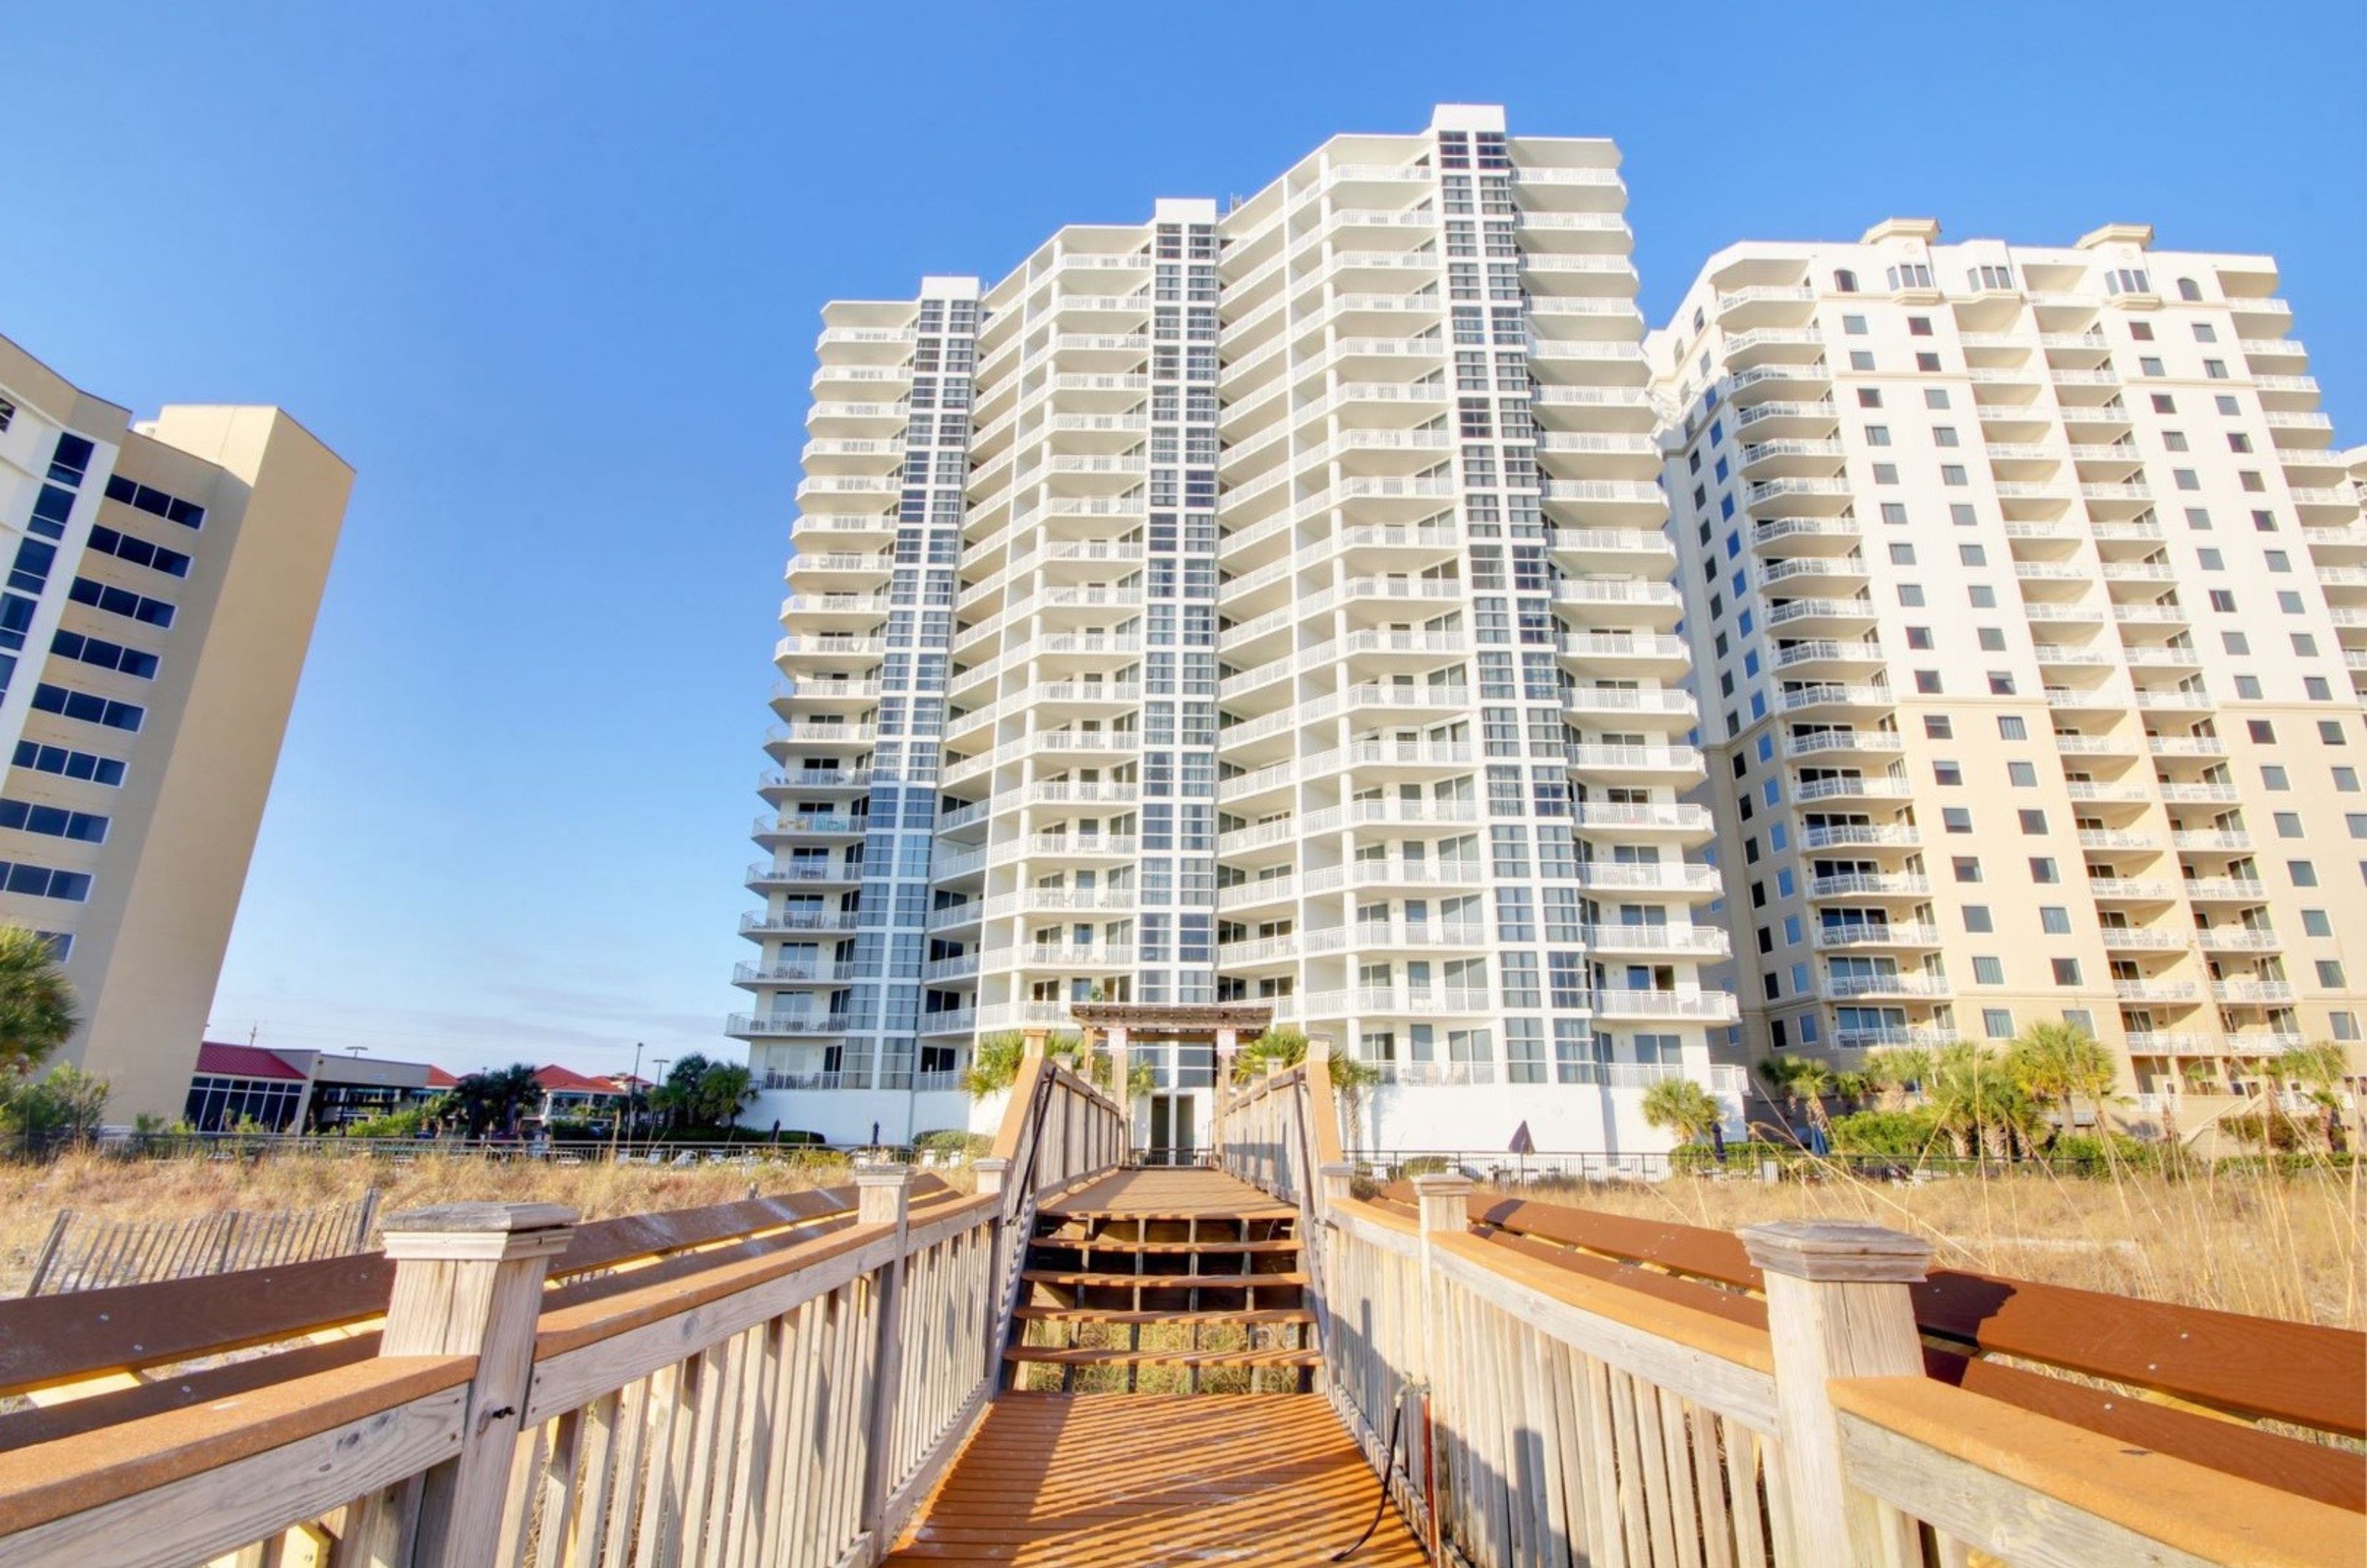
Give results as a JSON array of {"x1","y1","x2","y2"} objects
[
  {"x1": 652, "y1": 1058, "x2": 671, "y2": 1143},
  {"x1": 611, "y1": 1041, "x2": 643, "y2": 1162}
]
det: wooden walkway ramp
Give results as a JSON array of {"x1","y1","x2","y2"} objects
[
  {"x1": 886, "y1": 1166, "x2": 1426, "y2": 1564},
  {"x1": 882, "y1": 1393, "x2": 1427, "y2": 1566}
]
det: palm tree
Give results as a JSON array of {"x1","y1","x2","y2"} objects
[
  {"x1": 961, "y1": 1033, "x2": 1025, "y2": 1098},
  {"x1": 695, "y1": 1062, "x2": 757, "y2": 1129},
  {"x1": 446, "y1": 1064, "x2": 541, "y2": 1139},
  {"x1": 1640, "y1": 1077, "x2": 1723, "y2": 1149},
  {"x1": 1757, "y1": 1055, "x2": 1836, "y2": 1140},
  {"x1": 1928, "y1": 1044, "x2": 2038, "y2": 1160},
  {"x1": 0, "y1": 925, "x2": 78, "y2": 1081},
  {"x1": 1859, "y1": 1047, "x2": 1931, "y2": 1112},
  {"x1": 2274, "y1": 1041, "x2": 2352, "y2": 1152},
  {"x1": 2007, "y1": 1019, "x2": 2119, "y2": 1140},
  {"x1": 1326, "y1": 1053, "x2": 1382, "y2": 1152},
  {"x1": 1230, "y1": 1027, "x2": 1310, "y2": 1082}
]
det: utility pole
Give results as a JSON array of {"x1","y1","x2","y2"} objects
[
  {"x1": 610, "y1": 1041, "x2": 644, "y2": 1162},
  {"x1": 652, "y1": 1058, "x2": 671, "y2": 1142}
]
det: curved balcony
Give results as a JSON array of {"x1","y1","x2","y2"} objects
[{"x1": 727, "y1": 1013, "x2": 853, "y2": 1039}]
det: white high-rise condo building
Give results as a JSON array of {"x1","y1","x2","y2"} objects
[
  {"x1": 1649, "y1": 221, "x2": 2367, "y2": 1121},
  {"x1": 737, "y1": 105, "x2": 1743, "y2": 1158},
  {"x1": 0, "y1": 333, "x2": 352, "y2": 1123}
]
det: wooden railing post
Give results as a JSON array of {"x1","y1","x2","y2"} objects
[
  {"x1": 1740, "y1": 1219, "x2": 1932, "y2": 1567},
  {"x1": 1411, "y1": 1174, "x2": 1468, "y2": 1561},
  {"x1": 379, "y1": 1201, "x2": 576, "y2": 1568},
  {"x1": 857, "y1": 1163, "x2": 914, "y2": 1561},
  {"x1": 1318, "y1": 1160, "x2": 1354, "y2": 1216}
]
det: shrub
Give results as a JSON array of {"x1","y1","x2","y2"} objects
[
  {"x1": 345, "y1": 1106, "x2": 437, "y2": 1140},
  {"x1": 1669, "y1": 1139, "x2": 1799, "y2": 1174},
  {"x1": 1394, "y1": 1155, "x2": 1452, "y2": 1180},
  {"x1": 1830, "y1": 1108, "x2": 1943, "y2": 1158},
  {"x1": 914, "y1": 1129, "x2": 990, "y2": 1157}
]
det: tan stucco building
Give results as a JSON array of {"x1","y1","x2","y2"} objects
[{"x1": 0, "y1": 334, "x2": 351, "y2": 1123}]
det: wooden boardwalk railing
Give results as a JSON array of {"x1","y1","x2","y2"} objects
[
  {"x1": 1216, "y1": 1047, "x2": 2367, "y2": 1568},
  {"x1": 0, "y1": 1051, "x2": 1129, "y2": 1568}
]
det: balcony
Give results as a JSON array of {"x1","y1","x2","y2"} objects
[
  {"x1": 1591, "y1": 990, "x2": 1738, "y2": 1021},
  {"x1": 1800, "y1": 824, "x2": 1919, "y2": 851},
  {"x1": 1806, "y1": 873, "x2": 1931, "y2": 899},
  {"x1": 1813, "y1": 923, "x2": 1942, "y2": 950},
  {"x1": 727, "y1": 1013, "x2": 852, "y2": 1038},
  {"x1": 1780, "y1": 730, "x2": 1904, "y2": 760},
  {"x1": 740, "y1": 908, "x2": 861, "y2": 934},
  {"x1": 1577, "y1": 924, "x2": 1731, "y2": 958},
  {"x1": 1569, "y1": 862, "x2": 1722, "y2": 894},
  {"x1": 1824, "y1": 974, "x2": 1951, "y2": 1000},
  {"x1": 2213, "y1": 980, "x2": 2296, "y2": 1005}
]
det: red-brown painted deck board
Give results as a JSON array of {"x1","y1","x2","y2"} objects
[{"x1": 885, "y1": 1393, "x2": 1425, "y2": 1567}]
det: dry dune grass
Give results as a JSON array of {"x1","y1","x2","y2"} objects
[
  {"x1": 1500, "y1": 1163, "x2": 2365, "y2": 1329},
  {"x1": 0, "y1": 1148, "x2": 924, "y2": 1297}
]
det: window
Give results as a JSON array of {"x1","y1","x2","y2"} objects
[
  {"x1": 1998, "y1": 715, "x2": 2027, "y2": 740},
  {"x1": 102, "y1": 474, "x2": 206, "y2": 530},
  {"x1": 1972, "y1": 956, "x2": 2004, "y2": 984},
  {"x1": 1982, "y1": 1009, "x2": 2015, "y2": 1039},
  {"x1": 1915, "y1": 670, "x2": 1942, "y2": 693},
  {"x1": 67, "y1": 578, "x2": 175, "y2": 629},
  {"x1": 1958, "y1": 543, "x2": 1985, "y2": 567},
  {"x1": 11, "y1": 741, "x2": 126, "y2": 788},
  {"x1": 1851, "y1": 352, "x2": 1877, "y2": 372},
  {"x1": 1925, "y1": 715, "x2": 1952, "y2": 739},
  {"x1": 1881, "y1": 501, "x2": 1908, "y2": 525},
  {"x1": 2050, "y1": 958, "x2": 2081, "y2": 985},
  {"x1": 0, "y1": 799, "x2": 107, "y2": 843},
  {"x1": 29, "y1": 683, "x2": 143, "y2": 732},
  {"x1": 1872, "y1": 462, "x2": 1898, "y2": 483},
  {"x1": 1916, "y1": 352, "x2": 1942, "y2": 372},
  {"x1": 2247, "y1": 720, "x2": 2276, "y2": 744},
  {"x1": 2288, "y1": 860, "x2": 2317, "y2": 888},
  {"x1": 2039, "y1": 907, "x2": 2071, "y2": 934},
  {"x1": 1952, "y1": 857, "x2": 1982, "y2": 882},
  {"x1": 2030, "y1": 857, "x2": 2059, "y2": 882},
  {"x1": 1934, "y1": 761, "x2": 1964, "y2": 786},
  {"x1": 2302, "y1": 909, "x2": 2333, "y2": 938},
  {"x1": 2323, "y1": 721, "x2": 2351, "y2": 747},
  {"x1": 1988, "y1": 672, "x2": 2014, "y2": 695},
  {"x1": 2317, "y1": 961, "x2": 2348, "y2": 988},
  {"x1": 1857, "y1": 388, "x2": 1882, "y2": 408},
  {"x1": 2263, "y1": 766, "x2": 2289, "y2": 791},
  {"x1": 2017, "y1": 808, "x2": 2047, "y2": 834},
  {"x1": 0, "y1": 859, "x2": 92, "y2": 902},
  {"x1": 2008, "y1": 761, "x2": 2037, "y2": 787},
  {"x1": 85, "y1": 525, "x2": 192, "y2": 579},
  {"x1": 1970, "y1": 264, "x2": 2013, "y2": 291},
  {"x1": 51, "y1": 630, "x2": 158, "y2": 680},
  {"x1": 1865, "y1": 425, "x2": 1891, "y2": 446},
  {"x1": 1834, "y1": 270, "x2": 1859, "y2": 293},
  {"x1": 1905, "y1": 626, "x2": 1934, "y2": 650},
  {"x1": 1843, "y1": 314, "x2": 1868, "y2": 336},
  {"x1": 2274, "y1": 811, "x2": 2302, "y2": 838},
  {"x1": 1962, "y1": 905, "x2": 1993, "y2": 933},
  {"x1": 1943, "y1": 808, "x2": 1972, "y2": 833}
]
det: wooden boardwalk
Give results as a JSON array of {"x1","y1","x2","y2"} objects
[
  {"x1": 882, "y1": 1393, "x2": 1428, "y2": 1567},
  {"x1": 1042, "y1": 1166, "x2": 1297, "y2": 1220}
]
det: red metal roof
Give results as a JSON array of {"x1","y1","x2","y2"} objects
[
  {"x1": 533, "y1": 1064, "x2": 623, "y2": 1095},
  {"x1": 194, "y1": 1041, "x2": 308, "y2": 1081},
  {"x1": 425, "y1": 1066, "x2": 458, "y2": 1087}
]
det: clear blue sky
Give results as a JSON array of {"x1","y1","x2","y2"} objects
[{"x1": 5, "y1": 2, "x2": 2361, "y2": 1079}]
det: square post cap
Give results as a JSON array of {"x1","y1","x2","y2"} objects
[
  {"x1": 1739, "y1": 1220, "x2": 1931, "y2": 1283},
  {"x1": 382, "y1": 1202, "x2": 578, "y2": 1263}
]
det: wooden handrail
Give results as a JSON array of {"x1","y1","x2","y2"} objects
[
  {"x1": 0, "y1": 1177, "x2": 965, "y2": 1401},
  {"x1": 1380, "y1": 1182, "x2": 2367, "y2": 1442},
  {"x1": 0, "y1": 1355, "x2": 472, "y2": 1537},
  {"x1": 1830, "y1": 1376, "x2": 2366, "y2": 1567}
]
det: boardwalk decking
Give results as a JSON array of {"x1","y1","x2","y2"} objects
[
  {"x1": 1042, "y1": 1166, "x2": 1297, "y2": 1220},
  {"x1": 882, "y1": 1394, "x2": 1428, "y2": 1567}
]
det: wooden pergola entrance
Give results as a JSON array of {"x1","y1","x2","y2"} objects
[{"x1": 1058, "y1": 1001, "x2": 1274, "y2": 1165}]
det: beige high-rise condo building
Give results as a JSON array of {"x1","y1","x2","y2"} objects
[
  {"x1": 1649, "y1": 223, "x2": 2366, "y2": 1122},
  {"x1": 0, "y1": 334, "x2": 351, "y2": 1123},
  {"x1": 737, "y1": 105, "x2": 1742, "y2": 1159}
]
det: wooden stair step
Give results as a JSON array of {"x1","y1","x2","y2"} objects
[
  {"x1": 1011, "y1": 1306, "x2": 1314, "y2": 1325},
  {"x1": 1020, "y1": 1270, "x2": 1309, "y2": 1289},
  {"x1": 1003, "y1": 1345, "x2": 1323, "y2": 1368},
  {"x1": 1027, "y1": 1238, "x2": 1301, "y2": 1255}
]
